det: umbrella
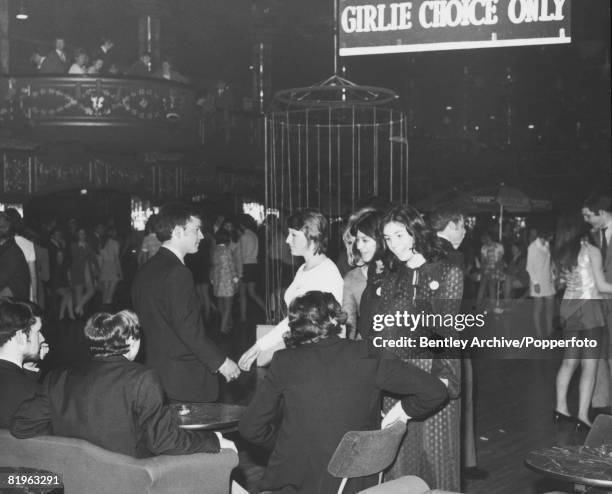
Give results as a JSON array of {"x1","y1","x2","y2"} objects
[{"x1": 417, "y1": 183, "x2": 552, "y2": 239}]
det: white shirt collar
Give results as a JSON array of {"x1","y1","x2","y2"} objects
[{"x1": 162, "y1": 245, "x2": 184, "y2": 264}]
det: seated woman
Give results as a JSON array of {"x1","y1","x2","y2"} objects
[
  {"x1": 239, "y1": 291, "x2": 448, "y2": 494},
  {"x1": 11, "y1": 310, "x2": 235, "y2": 457}
]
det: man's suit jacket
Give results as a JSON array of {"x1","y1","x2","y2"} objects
[
  {"x1": 0, "y1": 360, "x2": 40, "y2": 428},
  {"x1": 40, "y1": 50, "x2": 68, "y2": 74},
  {"x1": 131, "y1": 247, "x2": 225, "y2": 402},
  {"x1": 10, "y1": 356, "x2": 220, "y2": 458},
  {"x1": 239, "y1": 338, "x2": 448, "y2": 494}
]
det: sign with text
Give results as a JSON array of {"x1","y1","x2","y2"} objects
[{"x1": 339, "y1": 0, "x2": 571, "y2": 56}]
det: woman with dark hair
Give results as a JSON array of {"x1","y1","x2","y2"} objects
[
  {"x1": 361, "y1": 204, "x2": 463, "y2": 490},
  {"x1": 341, "y1": 208, "x2": 385, "y2": 337},
  {"x1": 239, "y1": 291, "x2": 447, "y2": 494},
  {"x1": 238, "y1": 209, "x2": 343, "y2": 370},
  {"x1": 553, "y1": 212, "x2": 612, "y2": 430}
]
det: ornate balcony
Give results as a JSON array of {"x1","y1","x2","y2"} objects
[{"x1": 0, "y1": 75, "x2": 198, "y2": 150}]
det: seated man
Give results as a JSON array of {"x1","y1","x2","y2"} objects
[
  {"x1": 239, "y1": 291, "x2": 448, "y2": 494},
  {"x1": 11, "y1": 310, "x2": 235, "y2": 458},
  {"x1": 0, "y1": 298, "x2": 47, "y2": 428}
]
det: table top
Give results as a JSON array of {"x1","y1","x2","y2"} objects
[
  {"x1": 171, "y1": 402, "x2": 246, "y2": 431},
  {"x1": 525, "y1": 445, "x2": 612, "y2": 488}
]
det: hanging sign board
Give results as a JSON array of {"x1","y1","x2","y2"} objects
[{"x1": 338, "y1": 0, "x2": 571, "y2": 56}]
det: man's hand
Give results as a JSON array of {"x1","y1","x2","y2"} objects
[
  {"x1": 381, "y1": 401, "x2": 410, "y2": 429},
  {"x1": 218, "y1": 358, "x2": 241, "y2": 382},
  {"x1": 238, "y1": 343, "x2": 261, "y2": 371}
]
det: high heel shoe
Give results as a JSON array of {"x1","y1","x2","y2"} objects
[
  {"x1": 574, "y1": 419, "x2": 591, "y2": 433},
  {"x1": 553, "y1": 410, "x2": 575, "y2": 424}
]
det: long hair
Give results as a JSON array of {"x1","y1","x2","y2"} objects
[
  {"x1": 345, "y1": 208, "x2": 385, "y2": 267},
  {"x1": 553, "y1": 212, "x2": 590, "y2": 272},
  {"x1": 284, "y1": 291, "x2": 346, "y2": 347},
  {"x1": 380, "y1": 204, "x2": 444, "y2": 270}
]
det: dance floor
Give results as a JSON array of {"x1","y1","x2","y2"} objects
[{"x1": 42, "y1": 297, "x2": 592, "y2": 493}]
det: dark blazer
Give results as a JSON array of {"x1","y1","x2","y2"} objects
[
  {"x1": 239, "y1": 338, "x2": 448, "y2": 494},
  {"x1": 40, "y1": 50, "x2": 68, "y2": 74},
  {"x1": 0, "y1": 360, "x2": 40, "y2": 428},
  {"x1": 0, "y1": 237, "x2": 31, "y2": 300},
  {"x1": 132, "y1": 247, "x2": 226, "y2": 402},
  {"x1": 10, "y1": 356, "x2": 220, "y2": 458}
]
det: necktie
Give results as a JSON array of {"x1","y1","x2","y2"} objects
[{"x1": 602, "y1": 228, "x2": 608, "y2": 260}]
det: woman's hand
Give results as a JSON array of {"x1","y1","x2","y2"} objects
[{"x1": 239, "y1": 343, "x2": 261, "y2": 371}]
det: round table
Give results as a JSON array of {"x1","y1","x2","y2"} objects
[
  {"x1": 525, "y1": 445, "x2": 612, "y2": 489},
  {"x1": 171, "y1": 402, "x2": 246, "y2": 431}
]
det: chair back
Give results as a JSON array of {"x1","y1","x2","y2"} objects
[
  {"x1": 585, "y1": 414, "x2": 612, "y2": 447},
  {"x1": 327, "y1": 421, "x2": 407, "y2": 479}
]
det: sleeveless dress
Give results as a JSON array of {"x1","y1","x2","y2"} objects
[
  {"x1": 364, "y1": 260, "x2": 463, "y2": 491},
  {"x1": 560, "y1": 242, "x2": 605, "y2": 331}
]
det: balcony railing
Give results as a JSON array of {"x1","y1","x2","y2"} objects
[{"x1": 0, "y1": 75, "x2": 198, "y2": 149}]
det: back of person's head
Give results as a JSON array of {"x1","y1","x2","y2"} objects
[
  {"x1": 286, "y1": 209, "x2": 328, "y2": 255},
  {"x1": 154, "y1": 203, "x2": 198, "y2": 242},
  {"x1": 285, "y1": 291, "x2": 346, "y2": 347},
  {"x1": 583, "y1": 192, "x2": 612, "y2": 214},
  {"x1": 4, "y1": 208, "x2": 25, "y2": 235},
  {"x1": 429, "y1": 206, "x2": 464, "y2": 233},
  {"x1": 84, "y1": 310, "x2": 141, "y2": 358},
  {"x1": 238, "y1": 214, "x2": 257, "y2": 232},
  {"x1": 0, "y1": 298, "x2": 42, "y2": 347},
  {"x1": 553, "y1": 212, "x2": 590, "y2": 272},
  {"x1": 0, "y1": 213, "x2": 13, "y2": 242}
]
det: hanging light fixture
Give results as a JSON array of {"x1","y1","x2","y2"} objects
[{"x1": 16, "y1": 0, "x2": 28, "y2": 20}]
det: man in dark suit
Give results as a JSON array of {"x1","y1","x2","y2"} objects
[
  {"x1": 0, "y1": 299, "x2": 47, "y2": 428},
  {"x1": 41, "y1": 38, "x2": 69, "y2": 74},
  {"x1": 583, "y1": 193, "x2": 612, "y2": 415},
  {"x1": 11, "y1": 310, "x2": 235, "y2": 457},
  {"x1": 132, "y1": 203, "x2": 240, "y2": 402},
  {"x1": 240, "y1": 291, "x2": 448, "y2": 494},
  {"x1": 0, "y1": 213, "x2": 30, "y2": 300}
]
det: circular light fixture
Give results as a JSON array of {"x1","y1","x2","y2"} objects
[{"x1": 16, "y1": 1, "x2": 28, "y2": 19}]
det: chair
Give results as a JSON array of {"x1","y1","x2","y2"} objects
[
  {"x1": 327, "y1": 421, "x2": 407, "y2": 494},
  {"x1": 585, "y1": 414, "x2": 612, "y2": 447}
]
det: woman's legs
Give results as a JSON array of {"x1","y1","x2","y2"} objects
[
  {"x1": 556, "y1": 356, "x2": 579, "y2": 416},
  {"x1": 219, "y1": 296, "x2": 232, "y2": 334},
  {"x1": 73, "y1": 284, "x2": 85, "y2": 315},
  {"x1": 577, "y1": 358, "x2": 598, "y2": 425},
  {"x1": 102, "y1": 280, "x2": 118, "y2": 305}
]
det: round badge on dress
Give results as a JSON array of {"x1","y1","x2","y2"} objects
[
  {"x1": 429, "y1": 280, "x2": 440, "y2": 290},
  {"x1": 376, "y1": 286, "x2": 382, "y2": 296}
]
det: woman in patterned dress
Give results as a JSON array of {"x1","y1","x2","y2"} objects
[{"x1": 361, "y1": 204, "x2": 463, "y2": 491}]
